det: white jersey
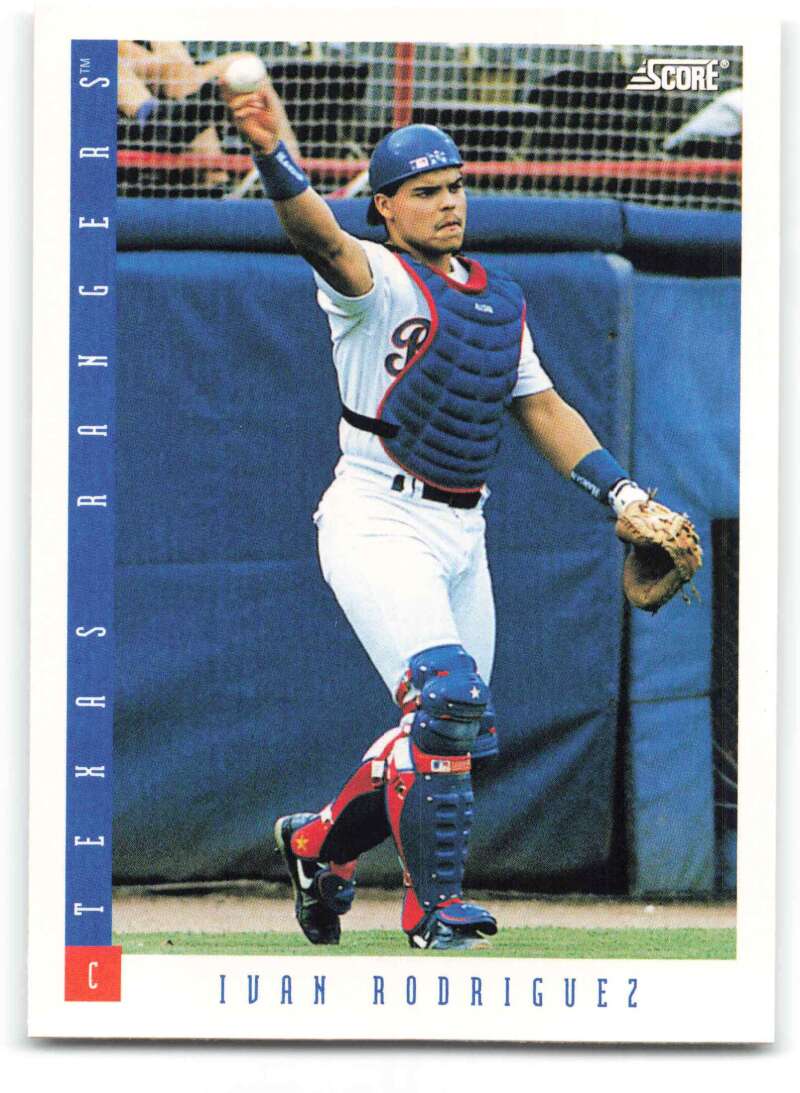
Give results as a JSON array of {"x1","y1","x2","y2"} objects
[{"x1": 313, "y1": 238, "x2": 552, "y2": 473}]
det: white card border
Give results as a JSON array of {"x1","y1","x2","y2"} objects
[{"x1": 27, "y1": 2, "x2": 779, "y2": 1044}]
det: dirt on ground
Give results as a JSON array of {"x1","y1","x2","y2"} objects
[{"x1": 113, "y1": 882, "x2": 736, "y2": 934}]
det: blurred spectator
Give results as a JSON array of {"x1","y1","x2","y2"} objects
[
  {"x1": 117, "y1": 41, "x2": 299, "y2": 194},
  {"x1": 664, "y1": 88, "x2": 742, "y2": 158}
]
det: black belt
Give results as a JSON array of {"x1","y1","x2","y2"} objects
[{"x1": 391, "y1": 474, "x2": 482, "y2": 509}]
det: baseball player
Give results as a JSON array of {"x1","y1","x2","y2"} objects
[{"x1": 224, "y1": 81, "x2": 701, "y2": 951}]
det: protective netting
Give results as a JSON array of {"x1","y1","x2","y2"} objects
[{"x1": 117, "y1": 41, "x2": 742, "y2": 210}]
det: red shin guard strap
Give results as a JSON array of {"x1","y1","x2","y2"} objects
[
  {"x1": 290, "y1": 759, "x2": 379, "y2": 858},
  {"x1": 289, "y1": 726, "x2": 407, "y2": 859}
]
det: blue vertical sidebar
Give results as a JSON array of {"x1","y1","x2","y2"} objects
[{"x1": 66, "y1": 41, "x2": 117, "y2": 947}]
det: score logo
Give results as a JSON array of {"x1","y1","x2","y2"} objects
[
  {"x1": 625, "y1": 58, "x2": 723, "y2": 92},
  {"x1": 65, "y1": 946, "x2": 122, "y2": 1002}
]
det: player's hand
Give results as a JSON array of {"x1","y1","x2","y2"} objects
[{"x1": 221, "y1": 82, "x2": 281, "y2": 155}]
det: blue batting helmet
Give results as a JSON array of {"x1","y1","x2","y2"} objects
[{"x1": 367, "y1": 124, "x2": 463, "y2": 225}]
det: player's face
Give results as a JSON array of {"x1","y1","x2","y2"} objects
[{"x1": 379, "y1": 167, "x2": 468, "y2": 260}]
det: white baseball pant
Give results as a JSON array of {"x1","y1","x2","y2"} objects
[{"x1": 314, "y1": 457, "x2": 496, "y2": 698}]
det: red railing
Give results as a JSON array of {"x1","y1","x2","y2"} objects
[{"x1": 117, "y1": 148, "x2": 742, "y2": 185}]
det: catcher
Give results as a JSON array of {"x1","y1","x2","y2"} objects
[{"x1": 225, "y1": 81, "x2": 702, "y2": 950}]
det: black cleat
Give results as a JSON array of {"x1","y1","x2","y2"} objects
[
  {"x1": 408, "y1": 902, "x2": 498, "y2": 951},
  {"x1": 274, "y1": 813, "x2": 355, "y2": 945}
]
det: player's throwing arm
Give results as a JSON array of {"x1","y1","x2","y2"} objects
[{"x1": 222, "y1": 78, "x2": 372, "y2": 296}]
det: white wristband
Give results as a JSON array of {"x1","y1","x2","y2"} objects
[{"x1": 609, "y1": 479, "x2": 650, "y2": 517}]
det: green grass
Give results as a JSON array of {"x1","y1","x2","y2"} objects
[{"x1": 115, "y1": 926, "x2": 735, "y2": 960}]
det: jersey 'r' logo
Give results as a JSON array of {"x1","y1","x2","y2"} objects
[{"x1": 384, "y1": 318, "x2": 432, "y2": 376}]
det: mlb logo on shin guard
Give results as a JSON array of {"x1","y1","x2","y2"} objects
[{"x1": 427, "y1": 756, "x2": 471, "y2": 774}]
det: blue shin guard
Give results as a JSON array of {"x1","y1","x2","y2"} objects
[
  {"x1": 386, "y1": 645, "x2": 498, "y2": 947},
  {"x1": 386, "y1": 737, "x2": 498, "y2": 946}
]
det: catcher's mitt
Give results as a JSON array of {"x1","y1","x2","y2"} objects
[{"x1": 615, "y1": 498, "x2": 703, "y2": 613}]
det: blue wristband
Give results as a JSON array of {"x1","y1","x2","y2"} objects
[
  {"x1": 570, "y1": 449, "x2": 628, "y2": 505},
  {"x1": 254, "y1": 142, "x2": 309, "y2": 201}
]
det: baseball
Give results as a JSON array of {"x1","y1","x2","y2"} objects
[{"x1": 224, "y1": 55, "x2": 267, "y2": 93}]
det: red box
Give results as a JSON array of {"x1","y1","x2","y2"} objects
[{"x1": 64, "y1": 946, "x2": 122, "y2": 1002}]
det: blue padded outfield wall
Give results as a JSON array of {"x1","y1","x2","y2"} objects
[
  {"x1": 114, "y1": 197, "x2": 740, "y2": 894},
  {"x1": 628, "y1": 273, "x2": 740, "y2": 894}
]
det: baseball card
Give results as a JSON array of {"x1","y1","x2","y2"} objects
[{"x1": 27, "y1": 3, "x2": 779, "y2": 1045}]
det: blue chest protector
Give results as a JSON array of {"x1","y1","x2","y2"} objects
[{"x1": 352, "y1": 251, "x2": 526, "y2": 492}]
